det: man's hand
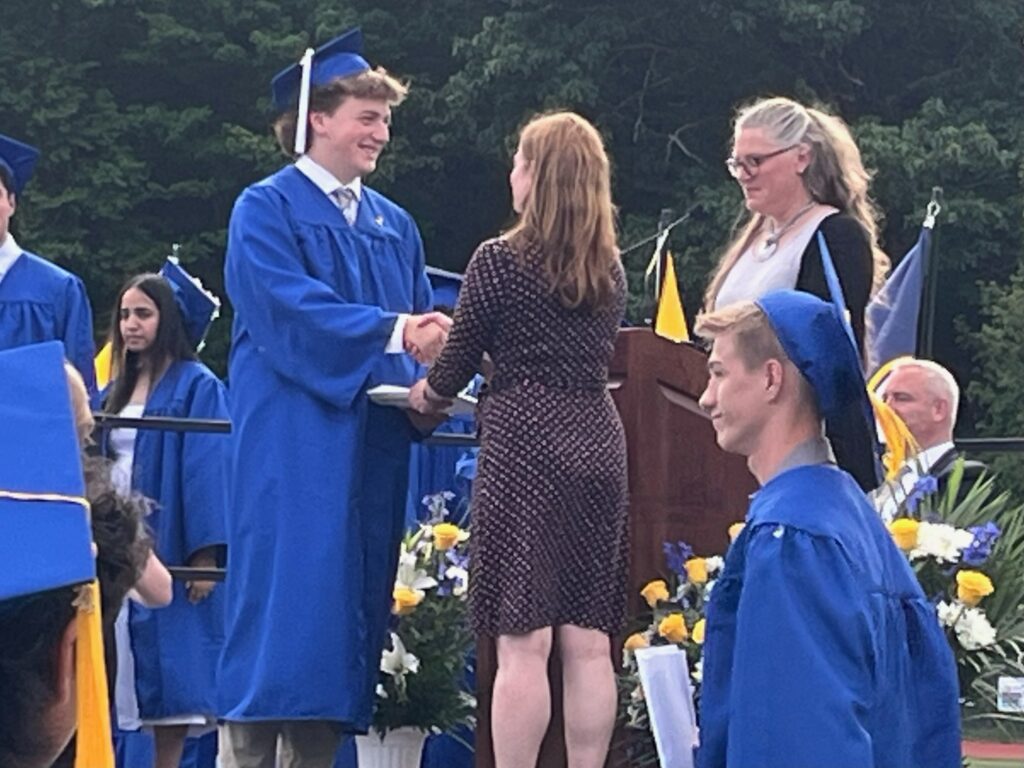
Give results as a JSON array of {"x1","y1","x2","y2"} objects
[{"x1": 404, "y1": 312, "x2": 452, "y2": 364}]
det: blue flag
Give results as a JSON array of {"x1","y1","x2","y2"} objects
[{"x1": 865, "y1": 227, "x2": 931, "y2": 374}]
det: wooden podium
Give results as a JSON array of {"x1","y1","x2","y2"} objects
[{"x1": 474, "y1": 328, "x2": 757, "y2": 767}]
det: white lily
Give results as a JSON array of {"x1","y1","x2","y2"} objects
[
  {"x1": 395, "y1": 550, "x2": 438, "y2": 596},
  {"x1": 380, "y1": 631, "x2": 421, "y2": 678}
]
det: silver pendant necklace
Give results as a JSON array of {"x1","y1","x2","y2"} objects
[{"x1": 755, "y1": 201, "x2": 817, "y2": 261}]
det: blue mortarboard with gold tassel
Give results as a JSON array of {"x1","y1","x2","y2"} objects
[{"x1": 0, "y1": 341, "x2": 113, "y2": 767}]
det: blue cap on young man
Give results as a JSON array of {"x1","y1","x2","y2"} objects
[
  {"x1": 270, "y1": 27, "x2": 370, "y2": 113},
  {"x1": 0, "y1": 133, "x2": 41, "y2": 196},
  {"x1": 755, "y1": 289, "x2": 881, "y2": 491}
]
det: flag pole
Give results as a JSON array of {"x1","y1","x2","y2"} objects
[{"x1": 916, "y1": 186, "x2": 943, "y2": 358}]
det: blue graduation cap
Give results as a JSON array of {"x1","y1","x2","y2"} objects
[
  {"x1": 0, "y1": 341, "x2": 114, "y2": 765},
  {"x1": 0, "y1": 342, "x2": 115, "y2": 765},
  {"x1": 159, "y1": 256, "x2": 221, "y2": 350},
  {"x1": 0, "y1": 341, "x2": 94, "y2": 602},
  {"x1": 756, "y1": 289, "x2": 881, "y2": 491},
  {"x1": 426, "y1": 266, "x2": 463, "y2": 310},
  {"x1": 270, "y1": 27, "x2": 370, "y2": 113},
  {"x1": 0, "y1": 133, "x2": 41, "y2": 196}
]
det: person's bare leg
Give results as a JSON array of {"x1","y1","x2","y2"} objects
[
  {"x1": 491, "y1": 627, "x2": 553, "y2": 768},
  {"x1": 153, "y1": 725, "x2": 189, "y2": 768},
  {"x1": 559, "y1": 624, "x2": 615, "y2": 768}
]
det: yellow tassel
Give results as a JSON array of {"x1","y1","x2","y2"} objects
[
  {"x1": 869, "y1": 392, "x2": 919, "y2": 481},
  {"x1": 94, "y1": 342, "x2": 113, "y2": 392},
  {"x1": 654, "y1": 253, "x2": 690, "y2": 343},
  {"x1": 75, "y1": 580, "x2": 114, "y2": 768}
]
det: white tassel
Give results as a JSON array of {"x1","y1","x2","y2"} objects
[{"x1": 293, "y1": 47, "x2": 315, "y2": 155}]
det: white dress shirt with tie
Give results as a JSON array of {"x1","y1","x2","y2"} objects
[{"x1": 294, "y1": 154, "x2": 410, "y2": 352}]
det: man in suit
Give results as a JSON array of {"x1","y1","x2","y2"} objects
[{"x1": 874, "y1": 358, "x2": 985, "y2": 519}]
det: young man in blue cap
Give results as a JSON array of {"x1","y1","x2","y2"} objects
[
  {"x1": 0, "y1": 134, "x2": 97, "y2": 393},
  {"x1": 694, "y1": 291, "x2": 960, "y2": 768},
  {"x1": 219, "y1": 28, "x2": 450, "y2": 766}
]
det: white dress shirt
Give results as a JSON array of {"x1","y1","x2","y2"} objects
[
  {"x1": 294, "y1": 155, "x2": 409, "y2": 353},
  {"x1": 0, "y1": 233, "x2": 24, "y2": 286}
]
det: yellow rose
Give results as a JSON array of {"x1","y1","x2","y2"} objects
[
  {"x1": 888, "y1": 518, "x2": 920, "y2": 552},
  {"x1": 685, "y1": 557, "x2": 708, "y2": 585},
  {"x1": 432, "y1": 522, "x2": 462, "y2": 551},
  {"x1": 640, "y1": 579, "x2": 670, "y2": 608},
  {"x1": 956, "y1": 570, "x2": 995, "y2": 607},
  {"x1": 658, "y1": 613, "x2": 688, "y2": 643},
  {"x1": 692, "y1": 618, "x2": 706, "y2": 644},
  {"x1": 392, "y1": 586, "x2": 423, "y2": 615},
  {"x1": 728, "y1": 522, "x2": 746, "y2": 542},
  {"x1": 623, "y1": 633, "x2": 649, "y2": 652}
]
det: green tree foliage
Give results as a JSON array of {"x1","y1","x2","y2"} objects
[{"x1": 2, "y1": 0, "x2": 1022, "y2": 440}]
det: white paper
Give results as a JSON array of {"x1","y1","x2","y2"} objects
[
  {"x1": 367, "y1": 384, "x2": 477, "y2": 417},
  {"x1": 998, "y1": 676, "x2": 1024, "y2": 713},
  {"x1": 635, "y1": 645, "x2": 698, "y2": 768}
]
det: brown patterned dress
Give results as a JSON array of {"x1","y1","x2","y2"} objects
[{"x1": 427, "y1": 237, "x2": 629, "y2": 636}]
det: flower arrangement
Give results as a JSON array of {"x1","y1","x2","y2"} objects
[
  {"x1": 883, "y1": 460, "x2": 1024, "y2": 734},
  {"x1": 617, "y1": 529, "x2": 738, "y2": 764},
  {"x1": 373, "y1": 492, "x2": 476, "y2": 738}
]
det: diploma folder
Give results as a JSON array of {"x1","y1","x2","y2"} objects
[
  {"x1": 635, "y1": 644, "x2": 699, "y2": 768},
  {"x1": 367, "y1": 383, "x2": 477, "y2": 417}
]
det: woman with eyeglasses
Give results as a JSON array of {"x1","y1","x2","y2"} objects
[{"x1": 704, "y1": 96, "x2": 889, "y2": 353}]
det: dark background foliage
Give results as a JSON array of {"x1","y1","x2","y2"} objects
[{"x1": 3, "y1": 0, "x2": 1022, "y2": 468}]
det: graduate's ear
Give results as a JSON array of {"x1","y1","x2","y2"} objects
[
  {"x1": 52, "y1": 616, "x2": 77, "y2": 705},
  {"x1": 763, "y1": 358, "x2": 785, "y2": 402}
]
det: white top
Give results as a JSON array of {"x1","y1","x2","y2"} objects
[
  {"x1": 871, "y1": 440, "x2": 956, "y2": 523},
  {"x1": 109, "y1": 403, "x2": 144, "y2": 496},
  {"x1": 714, "y1": 207, "x2": 838, "y2": 309},
  {"x1": 0, "y1": 233, "x2": 23, "y2": 286},
  {"x1": 294, "y1": 155, "x2": 408, "y2": 353}
]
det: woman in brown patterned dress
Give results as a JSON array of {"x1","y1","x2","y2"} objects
[{"x1": 409, "y1": 112, "x2": 628, "y2": 768}]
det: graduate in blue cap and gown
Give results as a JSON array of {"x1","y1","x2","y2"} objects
[
  {"x1": 0, "y1": 134, "x2": 96, "y2": 393},
  {"x1": 96, "y1": 261, "x2": 228, "y2": 768},
  {"x1": 692, "y1": 285, "x2": 961, "y2": 768},
  {"x1": 218, "y1": 27, "x2": 451, "y2": 765},
  {"x1": 0, "y1": 341, "x2": 114, "y2": 768}
]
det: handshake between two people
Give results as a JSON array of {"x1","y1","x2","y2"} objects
[
  {"x1": 403, "y1": 311, "x2": 452, "y2": 365},
  {"x1": 403, "y1": 312, "x2": 454, "y2": 426}
]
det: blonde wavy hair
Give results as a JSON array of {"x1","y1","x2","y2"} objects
[
  {"x1": 705, "y1": 97, "x2": 889, "y2": 310},
  {"x1": 507, "y1": 111, "x2": 620, "y2": 310}
]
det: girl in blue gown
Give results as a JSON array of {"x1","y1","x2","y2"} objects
[{"x1": 99, "y1": 270, "x2": 228, "y2": 768}]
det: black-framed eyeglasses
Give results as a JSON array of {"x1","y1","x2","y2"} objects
[{"x1": 725, "y1": 144, "x2": 799, "y2": 179}]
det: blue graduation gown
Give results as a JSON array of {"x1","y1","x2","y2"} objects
[
  {"x1": 0, "y1": 250, "x2": 96, "y2": 392},
  {"x1": 106, "y1": 360, "x2": 229, "y2": 719},
  {"x1": 698, "y1": 464, "x2": 961, "y2": 768},
  {"x1": 219, "y1": 166, "x2": 431, "y2": 727}
]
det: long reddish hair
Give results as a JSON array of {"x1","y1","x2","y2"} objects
[{"x1": 507, "y1": 112, "x2": 620, "y2": 310}]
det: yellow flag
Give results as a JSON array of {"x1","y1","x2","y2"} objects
[
  {"x1": 94, "y1": 341, "x2": 113, "y2": 391},
  {"x1": 654, "y1": 252, "x2": 690, "y2": 343}
]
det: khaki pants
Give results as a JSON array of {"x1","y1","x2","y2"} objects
[{"x1": 218, "y1": 721, "x2": 345, "y2": 768}]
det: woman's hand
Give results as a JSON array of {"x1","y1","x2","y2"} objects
[
  {"x1": 408, "y1": 378, "x2": 451, "y2": 415},
  {"x1": 186, "y1": 548, "x2": 218, "y2": 604}
]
